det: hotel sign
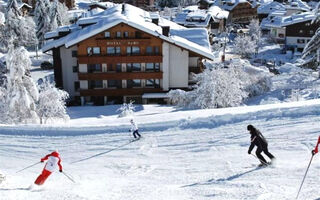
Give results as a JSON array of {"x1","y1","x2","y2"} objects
[{"x1": 106, "y1": 41, "x2": 140, "y2": 45}]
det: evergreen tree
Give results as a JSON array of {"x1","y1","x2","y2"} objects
[
  {"x1": 34, "y1": 0, "x2": 52, "y2": 46},
  {"x1": 0, "y1": 0, "x2": 37, "y2": 52},
  {"x1": 35, "y1": 0, "x2": 69, "y2": 46},
  {"x1": 302, "y1": 3, "x2": 320, "y2": 70},
  {"x1": 234, "y1": 34, "x2": 257, "y2": 58},
  {"x1": 168, "y1": 60, "x2": 272, "y2": 109},
  {"x1": 37, "y1": 80, "x2": 69, "y2": 124},
  {"x1": 248, "y1": 19, "x2": 261, "y2": 55},
  {"x1": 4, "y1": 46, "x2": 39, "y2": 124}
]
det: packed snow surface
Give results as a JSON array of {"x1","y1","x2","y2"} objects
[{"x1": 0, "y1": 100, "x2": 320, "y2": 199}]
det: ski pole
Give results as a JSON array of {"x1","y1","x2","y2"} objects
[
  {"x1": 296, "y1": 155, "x2": 314, "y2": 200},
  {"x1": 250, "y1": 154, "x2": 269, "y2": 165},
  {"x1": 62, "y1": 171, "x2": 76, "y2": 183},
  {"x1": 16, "y1": 161, "x2": 41, "y2": 173}
]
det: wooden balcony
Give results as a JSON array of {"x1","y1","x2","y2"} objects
[
  {"x1": 80, "y1": 88, "x2": 163, "y2": 96},
  {"x1": 77, "y1": 55, "x2": 162, "y2": 64},
  {"x1": 78, "y1": 71, "x2": 163, "y2": 80}
]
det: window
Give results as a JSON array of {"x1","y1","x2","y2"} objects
[
  {"x1": 135, "y1": 31, "x2": 142, "y2": 38},
  {"x1": 155, "y1": 63, "x2": 160, "y2": 71},
  {"x1": 132, "y1": 63, "x2": 141, "y2": 71},
  {"x1": 126, "y1": 46, "x2": 140, "y2": 55},
  {"x1": 310, "y1": 30, "x2": 314, "y2": 35},
  {"x1": 93, "y1": 47, "x2": 100, "y2": 54},
  {"x1": 299, "y1": 30, "x2": 304, "y2": 34},
  {"x1": 146, "y1": 79, "x2": 160, "y2": 88},
  {"x1": 116, "y1": 31, "x2": 121, "y2": 38},
  {"x1": 107, "y1": 80, "x2": 122, "y2": 88},
  {"x1": 146, "y1": 63, "x2": 160, "y2": 71},
  {"x1": 132, "y1": 46, "x2": 140, "y2": 55},
  {"x1": 72, "y1": 51, "x2": 77, "y2": 57},
  {"x1": 107, "y1": 64, "x2": 114, "y2": 72},
  {"x1": 146, "y1": 46, "x2": 153, "y2": 55},
  {"x1": 73, "y1": 65, "x2": 78, "y2": 73},
  {"x1": 87, "y1": 47, "x2": 93, "y2": 55},
  {"x1": 88, "y1": 64, "x2": 101, "y2": 73},
  {"x1": 123, "y1": 31, "x2": 129, "y2": 38},
  {"x1": 74, "y1": 81, "x2": 80, "y2": 91},
  {"x1": 116, "y1": 63, "x2": 122, "y2": 72},
  {"x1": 115, "y1": 47, "x2": 121, "y2": 55},
  {"x1": 126, "y1": 46, "x2": 132, "y2": 55},
  {"x1": 127, "y1": 79, "x2": 141, "y2": 88},
  {"x1": 154, "y1": 46, "x2": 160, "y2": 55},
  {"x1": 297, "y1": 39, "x2": 305, "y2": 44},
  {"x1": 89, "y1": 80, "x2": 103, "y2": 89},
  {"x1": 305, "y1": 23, "x2": 310, "y2": 26},
  {"x1": 105, "y1": 32, "x2": 111, "y2": 38},
  {"x1": 107, "y1": 47, "x2": 115, "y2": 55},
  {"x1": 127, "y1": 63, "x2": 132, "y2": 72}
]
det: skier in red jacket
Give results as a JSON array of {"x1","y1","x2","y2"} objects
[{"x1": 34, "y1": 151, "x2": 63, "y2": 185}]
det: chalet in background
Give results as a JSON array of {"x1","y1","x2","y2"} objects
[
  {"x1": 102, "y1": 0, "x2": 155, "y2": 11},
  {"x1": 22, "y1": 0, "x2": 75, "y2": 10},
  {"x1": 43, "y1": 4, "x2": 213, "y2": 105},
  {"x1": 262, "y1": 12, "x2": 319, "y2": 54}
]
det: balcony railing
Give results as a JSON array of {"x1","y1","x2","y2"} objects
[
  {"x1": 78, "y1": 71, "x2": 163, "y2": 80},
  {"x1": 77, "y1": 55, "x2": 162, "y2": 64},
  {"x1": 80, "y1": 88, "x2": 163, "y2": 96}
]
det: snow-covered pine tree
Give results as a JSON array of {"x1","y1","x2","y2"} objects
[
  {"x1": 248, "y1": 19, "x2": 261, "y2": 55},
  {"x1": 117, "y1": 101, "x2": 136, "y2": 118},
  {"x1": 0, "y1": 84, "x2": 7, "y2": 122},
  {"x1": 302, "y1": 3, "x2": 320, "y2": 70},
  {"x1": 37, "y1": 80, "x2": 69, "y2": 124},
  {"x1": 51, "y1": 0, "x2": 69, "y2": 27},
  {"x1": 35, "y1": 0, "x2": 69, "y2": 47},
  {"x1": 34, "y1": 0, "x2": 52, "y2": 46},
  {"x1": 0, "y1": 0, "x2": 37, "y2": 52},
  {"x1": 4, "y1": 46, "x2": 39, "y2": 124},
  {"x1": 234, "y1": 34, "x2": 256, "y2": 58},
  {"x1": 169, "y1": 60, "x2": 272, "y2": 109}
]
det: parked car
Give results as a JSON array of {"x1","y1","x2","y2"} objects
[{"x1": 40, "y1": 61, "x2": 53, "y2": 70}]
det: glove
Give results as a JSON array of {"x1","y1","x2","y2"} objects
[
  {"x1": 248, "y1": 150, "x2": 251, "y2": 154},
  {"x1": 59, "y1": 170, "x2": 63, "y2": 173},
  {"x1": 312, "y1": 150, "x2": 316, "y2": 155}
]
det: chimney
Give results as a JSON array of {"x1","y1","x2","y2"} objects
[
  {"x1": 152, "y1": 18, "x2": 159, "y2": 25},
  {"x1": 162, "y1": 26, "x2": 170, "y2": 37},
  {"x1": 122, "y1": 3, "x2": 125, "y2": 14}
]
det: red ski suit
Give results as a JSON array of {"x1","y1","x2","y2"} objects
[{"x1": 34, "y1": 151, "x2": 62, "y2": 185}]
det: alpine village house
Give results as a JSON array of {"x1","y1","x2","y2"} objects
[{"x1": 43, "y1": 4, "x2": 214, "y2": 105}]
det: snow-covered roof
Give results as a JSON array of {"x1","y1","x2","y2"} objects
[
  {"x1": 174, "y1": 5, "x2": 228, "y2": 27},
  {"x1": 257, "y1": 1, "x2": 286, "y2": 15},
  {"x1": 214, "y1": 0, "x2": 256, "y2": 11},
  {"x1": 18, "y1": 3, "x2": 32, "y2": 10},
  {"x1": 43, "y1": 4, "x2": 214, "y2": 60},
  {"x1": 208, "y1": 6, "x2": 229, "y2": 19},
  {"x1": 261, "y1": 11, "x2": 315, "y2": 29},
  {"x1": 286, "y1": 0, "x2": 310, "y2": 12}
]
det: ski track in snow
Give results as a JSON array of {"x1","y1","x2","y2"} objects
[{"x1": 0, "y1": 101, "x2": 320, "y2": 199}]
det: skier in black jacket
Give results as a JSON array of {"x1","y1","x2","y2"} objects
[{"x1": 247, "y1": 124, "x2": 275, "y2": 166}]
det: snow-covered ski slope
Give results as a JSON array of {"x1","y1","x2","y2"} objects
[{"x1": 0, "y1": 100, "x2": 320, "y2": 200}]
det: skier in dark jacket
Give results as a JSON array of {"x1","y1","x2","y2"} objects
[{"x1": 247, "y1": 124, "x2": 275, "y2": 166}]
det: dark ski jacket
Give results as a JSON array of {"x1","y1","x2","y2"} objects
[{"x1": 248, "y1": 128, "x2": 268, "y2": 153}]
